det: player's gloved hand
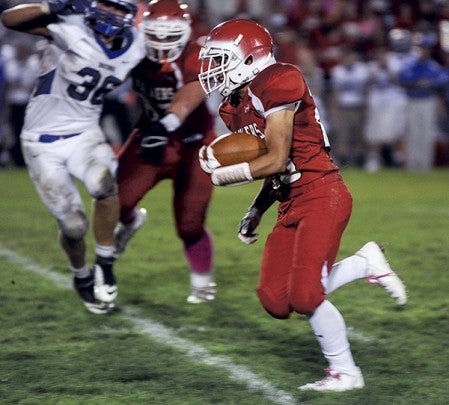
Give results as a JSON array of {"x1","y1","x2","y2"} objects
[
  {"x1": 41, "y1": 0, "x2": 72, "y2": 14},
  {"x1": 199, "y1": 145, "x2": 221, "y2": 174},
  {"x1": 238, "y1": 206, "x2": 261, "y2": 244},
  {"x1": 42, "y1": 0, "x2": 86, "y2": 14},
  {"x1": 138, "y1": 121, "x2": 170, "y2": 165},
  {"x1": 199, "y1": 146, "x2": 254, "y2": 186}
]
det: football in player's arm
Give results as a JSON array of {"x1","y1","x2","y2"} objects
[
  {"x1": 0, "y1": 0, "x2": 146, "y2": 314},
  {"x1": 198, "y1": 18, "x2": 407, "y2": 392}
]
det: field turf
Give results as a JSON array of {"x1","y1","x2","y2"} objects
[{"x1": 0, "y1": 167, "x2": 448, "y2": 404}]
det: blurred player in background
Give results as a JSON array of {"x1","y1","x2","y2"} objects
[
  {"x1": 1, "y1": 0, "x2": 146, "y2": 314},
  {"x1": 198, "y1": 19, "x2": 407, "y2": 391},
  {"x1": 113, "y1": 0, "x2": 217, "y2": 303}
]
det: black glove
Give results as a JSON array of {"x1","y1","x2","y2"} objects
[
  {"x1": 269, "y1": 176, "x2": 290, "y2": 202},
  {"x1": 138, "y1": 121, "x2": 170, "y2": 165},
  {"x1": 238, "y1": 207, "x2": 261, "y2": 244}
]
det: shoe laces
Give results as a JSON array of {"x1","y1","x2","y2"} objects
[
  {"x1": 188, "y1": 283, "x2": 217, "y2": 303},
  {"x1": 321, "y1": 368, "x2": 341, "y2": 383},
  {"x1": 367, "y1": 272, "x2": 394, "y2": 284},
  {"x1": 193, "y1": 282, "x2": 216, "y2": 295},
  {"x1": 306, "y1": 368, "x2": 342, "y2": 387}
]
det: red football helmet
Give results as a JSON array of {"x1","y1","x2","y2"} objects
[
  {"x1": 198, "y1": 19, "x2": 275, "y2": 97},
  {"x1": 140, "y1": 0, "x2": 191, "y2": 63}
]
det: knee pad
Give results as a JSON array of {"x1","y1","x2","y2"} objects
[
  {"x1": 59, "y1": 210, "x2": 88, "y2": 240},
  {"x1": 85, "y1": 165, "x2": 117, "y2": 199}
]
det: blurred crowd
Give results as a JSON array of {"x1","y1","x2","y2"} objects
[{"x1": 1, "y1": 0, "x2": 449, "y2": 171}]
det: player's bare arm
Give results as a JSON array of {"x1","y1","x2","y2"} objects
[
  {"x1": 168, "y1": 81, "x2": 205, "y2": 123},
  {"x1": 248, "y1": 106, "x2": 295, "y2": 180},
  {"x1": 198, "y1": 105, "x2": 296, "y2": 187},
  {"x1": 1, "y1": 3, "x2": 55, "y2": 37}
]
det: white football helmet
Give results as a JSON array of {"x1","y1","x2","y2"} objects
[
  {"x1": 198, "y1": 19, "x2": 275, "y2": 97},
  {"x1": 140, "y1": 0, "x2": 192, "y2": 63}
]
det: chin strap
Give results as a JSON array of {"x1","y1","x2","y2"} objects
[{"x1": 211, "y1": 162, "x2": 253, "y2": 186}]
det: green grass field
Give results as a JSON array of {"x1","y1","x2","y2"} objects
[{"x1": 1, "y1": 167, "x2": 448, "y2": 405}]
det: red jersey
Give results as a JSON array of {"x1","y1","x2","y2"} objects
[
  {"x1": 131, "y1": 39, "x2": 214, "y2": 140},
  {"x1": 219, "y1": 62, "x2": 338, "y2": 192}
]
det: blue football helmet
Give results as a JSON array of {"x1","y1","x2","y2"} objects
[{"x1": 85, "y1": 0, "x2": 138, "y2": 37}]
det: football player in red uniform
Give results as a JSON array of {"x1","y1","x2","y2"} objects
[
  {"x1": 199, "y1": 19, "x2": 407, "y2": 391},
  {"x1": 113, "y1": 0, "x2": 216, "y2": 303}
]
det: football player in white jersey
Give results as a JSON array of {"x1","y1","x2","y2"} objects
[{"x1": 1, "y1": 0, "x2": 146, "y2": 314}]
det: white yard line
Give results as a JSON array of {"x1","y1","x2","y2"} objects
[{"x1": 0, "y1": 244, "x2": 298, "y2": 405}]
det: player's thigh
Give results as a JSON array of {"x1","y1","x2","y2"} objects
[
  {"x1": 173, "y1": 154, "x2": 213, "y2": 236},
  {"x1": 256, "y1": 223, "x2": 296, "y2": 318},
  {"x1": 288, "y1": 183, "x2": 352, "y2": 311},
  {"x1": 287, "y1": 205, "x2": 332, "y2": 312},
  {"x1": 23, "y1": 141, "x2": 83, "y2": 219},
  {"x1": 68, "y1": 128, "x2": 118, "y2": 182},
  {"x1": 116, "y1": 138, "x2": 159, "y2": 210}
]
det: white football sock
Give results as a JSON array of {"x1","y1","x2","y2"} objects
[
  {"x1": 190, "y1": 271, "x2": 214, "y2": 289},
  {"x1": 95, "y1": 244, "x2": 115, "y2": 259},
  {"x1": 70, "y1": 264, "x2": 90, "y2": 279},
  {"x1": 308, "y1": 300, "x2": 358, "y2": 373},
  {"x1": 326, "y1": 255, "x2": 367, "y2": 294}
]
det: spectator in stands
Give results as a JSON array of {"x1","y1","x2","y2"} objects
[
  {"x1": 364, "y1": 45, "x2": 408, "y2": 172},
  {"x1": 3, "y1": 40, "x2": 40, "y2": 167},
  {"x1": 296, "y1": 42, "x2": 331, "y2": 132},
  {"x1": 0, "y1": 52, "x2": 8, "y2": 168},
  {"x1": 398, "y1": 40, "x2": 445, "y2": 171},
  {"x1": 440, "y1": 51, "x2": 449, "y2": 127},
  {"x1": 188, "y1": 0, "x2": 273, "y2": 28},
  {"x1": 392, "y1": 2, "x2": 416, "y2": 30},
  {"x1": 329, "y1": 47, "x2": 370, "y2": 167}
]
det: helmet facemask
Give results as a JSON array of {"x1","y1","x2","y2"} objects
[
  {"x1": 199, "y1": 42, "x2": 274, "y2": 97},
  {"x1": 141, "y1": 19, "x2": 191, "y2": 63},
  {"x1": 198, "y1": 19, "x2": 275, "y2": 97},
  {"x1": 85, "y1": 0, "x2": 138, "y2": 38}
]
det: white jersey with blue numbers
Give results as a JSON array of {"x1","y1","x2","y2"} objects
[{"x1": 22, "y1": 15, "x2": 146, "y2": 136}]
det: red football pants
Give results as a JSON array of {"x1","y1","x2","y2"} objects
[
  {"x1": 117, "y1": 128, "x2": 214, "y2": 243},
  {"x1": 257, "y1": 175, "x2": 353, "y2": 318}
]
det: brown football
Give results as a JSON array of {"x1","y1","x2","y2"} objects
[{"x1": 207, "y1": 132, "x2": 267, "y2": 166}]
